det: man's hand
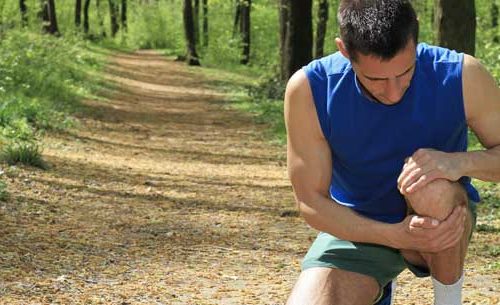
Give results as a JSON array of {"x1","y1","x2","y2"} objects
[
  {"x1": 397, "y1": 148, "x2": 463, "y2": 195},
  {"x1": 390, "y1": 205, "x2": 466, "y2": 253}
]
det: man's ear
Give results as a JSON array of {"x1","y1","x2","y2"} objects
[{"x1": 335, "y1": 38, "x2": 350, "y2": 59}]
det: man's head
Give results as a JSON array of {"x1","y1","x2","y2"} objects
[
  {"x1": 335, "y1": 0, "x2": 419, "y2": 105},
  {"x1": 337, "y1": 0, "x2": 418, "y2": 61}
]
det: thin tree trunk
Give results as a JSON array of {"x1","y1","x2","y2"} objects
[
  {"x1": 41, "y1": 0, "x2": 59, "y2": 35},
  {"x1": 75, "y1": 0, "x2": 82, "y2": 27},
  {"x1": 233, "y1": 0, "x2": 241, "y2": 38},
  {"x1": 194, "y1": 0, "x2": 200, "y2": 47},
  {"x1": 492, "y1": 1, "x2": 499, "y2": 43},
  {"x1": 202, "y1": 0, "x2": 208, "y2": 47},
  {"x1": 121, "y1": 0, "x2": 127, "y2": 32},
  {"x1": 83, "y1": 0, "x2": 91, "y2": 34},
  {"x1": 283, "y1": 0, "x2": 312, "y2": 80},
  {"x1": 97, "y1": 0, "x2": 106, "y2": 37},
  {"x1": 183, "y1": 0, "x2": 201, "y2": 65},
  {"x1": 279, "y1": 0, "x2": 289, "y2": 81},
  {"x1": 108, "y1": 0, "x2": 119, "y2": 37},
  {"x1": 435, "y1": 0, "x2": 476, "y2": 55},
  {"x1": 314, "y1": 0, "x2": 329, "y2": 58},
  {"x1": 240, "y1": 0, "x2": 251, "y2": 64},
  {"x1": 20, "y1": 0, "x2": 28, "y2": 27}
]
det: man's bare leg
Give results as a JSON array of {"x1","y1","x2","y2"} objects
[
  {"x1": 286, "y1": 267, "x2": 380, "y2": 305},
  {"x1": 401, "y1": 179, "x2": 473, "y2": 303}
]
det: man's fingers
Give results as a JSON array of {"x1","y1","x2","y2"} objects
[{"x1": 409, "y1": 215, "x2": 440, "y2": 229}]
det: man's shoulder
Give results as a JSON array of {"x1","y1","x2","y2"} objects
[
  {"x1": 417, "y1": 43, "x2": 463, "y2": 65},
  {"x1": 304, "y1": 52, "x2": 352, "y2": 78}
]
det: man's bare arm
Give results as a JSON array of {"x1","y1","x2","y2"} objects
[{"x1": 285, "y1": 70, "x2": 465, "y2": 252}]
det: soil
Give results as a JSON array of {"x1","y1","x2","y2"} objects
[{"x1": 0, "y1": 50, "x2": 498, "y2": 305}]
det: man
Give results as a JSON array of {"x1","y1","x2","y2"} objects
[{"x1": 284, "y1": 1, "x2": 500, "y2": 305}]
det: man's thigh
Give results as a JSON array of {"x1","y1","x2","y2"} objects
[
  {"x1": 301, "y1": 232, "x2": 407, "y2": 288},
  {"x1": 289, "y1": 232, "x2": 407, "y2": 305}
]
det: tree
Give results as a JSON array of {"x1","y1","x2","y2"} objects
[
  {"x1": 108, "y1": 0, "x2": 119, "y2": 37},
  {"x1": 40, "y1": 0, "x2": 59, "y2": 35},
  {"x1": 233, "y1": 0, "x2": 241, "y2": 38},
  {"x1": 121, "y1": 0, "x2": 127, "y2": 32},
  {"x1": 314, "y1": 0, "x2": 329, "y2": 58},
  {"x1": 96, "y1": 0, "x2": 106, "y2": 37},
  {"x1": 83, "y1": 0, "x2": 91, "y2": 34},
  {"x1": 20, "y1": 0, "x2": 28, "y2": 27},
  {"x1": 492, "y1": 0, "x2": 499, "y2": 43},
  {"x1": 194, "y1": 0, "x2": 200, "y2": 46},
  {"x1": 183, "y1": 0, "x2": 201, "y2": 65},
  {"x1": 240, "y1": 0, "x2": 251, "y2": 64},
  {"x1": 279, "y1": 0, "x2": 289, "y2": 81},
  {"x1": 282, "y1": 0, "x2": 313, "y2": 81},
  {"x1": 76, "y1": 0, "x2": 82, "y2": 27},
  {"x1": 202, "y1": 0, "x2": 208, "y2": 47},
  {"x1": 435, "y1": 0, "x2": 476, "y2": 55}
]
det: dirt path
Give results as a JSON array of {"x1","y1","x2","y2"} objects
[{"x1": 0, "y1": 51, "x2": 497, "y2": 305}]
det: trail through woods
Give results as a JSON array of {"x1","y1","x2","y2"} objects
[{"x1": 0, "y1": 51, "x2": 498, "y2": 304}]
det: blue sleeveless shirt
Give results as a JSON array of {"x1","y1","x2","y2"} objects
[{"x1": 303, "y1": 43, "x2": 480, "y2": 224}]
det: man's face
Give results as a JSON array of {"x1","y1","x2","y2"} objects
[{"x1": 351, "y1": 41, "x2": 417, "y2": 105}]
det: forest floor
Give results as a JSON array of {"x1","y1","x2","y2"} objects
[{"x1": 0, "y1": 50, "x2": 498, "y2": 305}]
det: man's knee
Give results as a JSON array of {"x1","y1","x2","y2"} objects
[{"x1": 405, "y1": 179, "x2": 467, "y2": 221}]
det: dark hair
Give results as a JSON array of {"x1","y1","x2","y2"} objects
[{"x1": 338, "y1": 0, "x2": 419, "y2": 61}]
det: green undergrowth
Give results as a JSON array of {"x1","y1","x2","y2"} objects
[{"x1": 0, "y1": 30, "x2": 107, "y2": 170}]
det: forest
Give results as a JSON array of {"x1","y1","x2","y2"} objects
[{"x1": 0, "y1": 1, "x2": 498, "y2": 304}]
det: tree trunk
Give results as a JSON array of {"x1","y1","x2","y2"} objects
[
  {"x1": 194, "y1": 0, "x2": 200, "y2": 47},
  {"x1": 41, "y1": 0, "x2": 59, "y2": 35},
  {"x1": 233, "y1": 0, "x2": 241, "y2": 38},
  {"x1": 279, "y1": 0, "x2": 289, "y2": 81},
  {"x1": 108, "y1": 0, "x2": 119, "y2": 37},
  {"x1": 240, "y1": 0, "x2": 251, "y2": 64},
  {"x1": 183, "y1": 0, "x2": 201, "y2": 65},
  {"x1": 492, "y1": 1, "x2": 499, "y2": 43},
  {"x1": 202, "y1": 0, "x2": 208, "y2": 47},
  {"x1": 314, "y1": 0, "x2": 329, "y2": 58},
  {"x1": 121, "y1": 0, "x2": 127, "y2": 32},
  {"x1": 75, "y1": 0, "x2": 82, "y2": 27},
  {"x1": 282, "y1": 0, "x2": 312, "y2": 81},
  {"x1": 20, "y1": 0, "x2": 28, "y2": 27},
  {"x1": 83, "y1": 0, "x2": 91, "y2": 34},
  {"x1": 435, "y1": 0, "x2": 475, "y2": 55},
  {"x1": 97, "y1": 0, "x2": 106, "y2": 37}
]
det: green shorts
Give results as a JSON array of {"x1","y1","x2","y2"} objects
[{"x1": 302, "y1": 200, "x2": 477, "y2": 289}]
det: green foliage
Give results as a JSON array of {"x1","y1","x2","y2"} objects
[
  {"x1": 0, "y1": 140, "x2": 46, "y2": 169},
  {"x1": 0, "y1": 179, "x2": 7, "y2": 201}
]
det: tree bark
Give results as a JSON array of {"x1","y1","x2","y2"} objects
[
  {"x1": 121, "y1": 0, "x2": 127, "y2": 32},
  {"x1": 97, "y1": 0, "x2": 106, "y2": 37},
  {"x1": 183, "y1": 0, "x2": 201, "y2": 65},
  {"x1": 240, "y1": 0, "x2": 251, "y2": 64},
  {"x1": 83, "y1": 0, "x2": 91, "y2": 34},
  {"x1": 279, "y1": 0, "x2": 289, "y2": 81},
  {"x1": 108, "y1": 0, "x2": 119, "y2": 37},
  {"x1": 435, "y1": 0, "x2": 476, "y2": 55},
  {"x1": 492, "y1": 1, "x2": 499, "y2": 43},
  {"x1": 75, "y1": 0, "x2": 82, "y2": 27},
  {"x1": 314, "y1": 0, "x2": 329, "y2": 58},
  {"x1": 282, "y1": 0, "x2": 312, "y2": 81},
  {"x1": 194, "y1": 0, "x2": 200, "y2": 47},
  {"x1": 20, "y1": 0, "x2": 28, "y2": 27},
  {"x1": 233, "y1": 0, "x2": 241, "y2": 38},
  {"x1": 202, "y1": 0, "x2": 208, "y2": 47},
  {"x1": 41, "y1": 0, "x2": 59, "y2": 35}
]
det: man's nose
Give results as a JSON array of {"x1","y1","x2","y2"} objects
[{"x1": 385, "y1": 78, "x2": 404, "y2": 103}]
